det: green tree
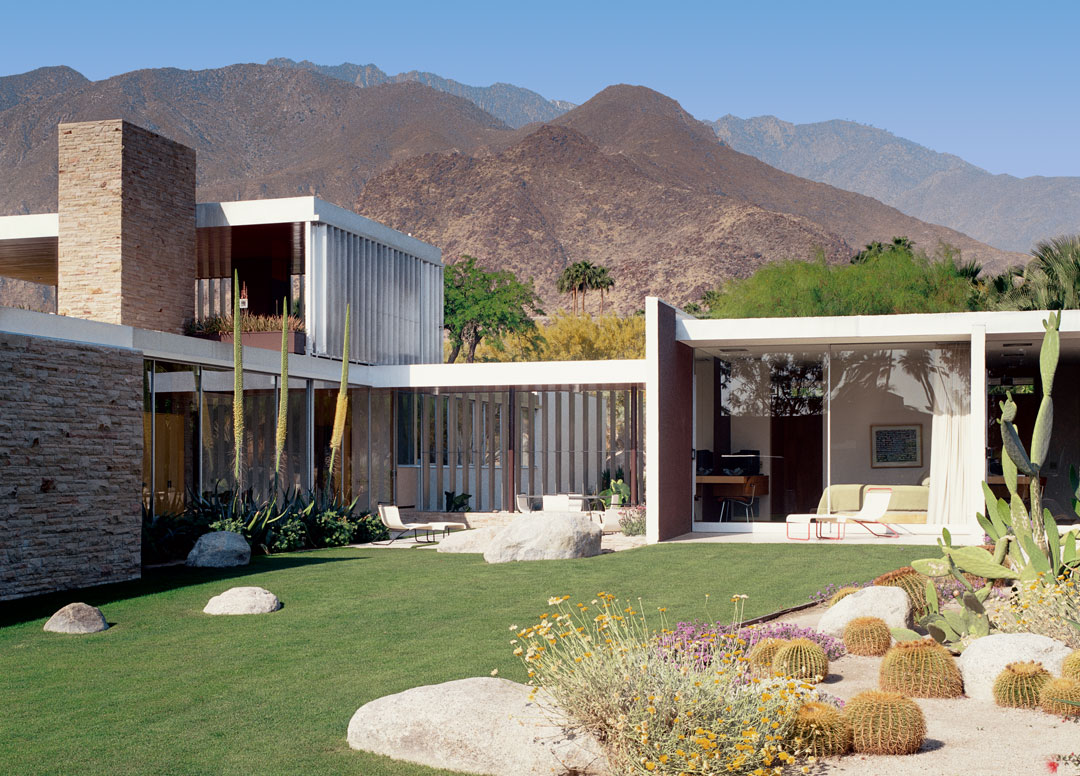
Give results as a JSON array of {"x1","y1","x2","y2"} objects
[
  {"x1": 444, "y1": 255, "x2": 544, "y2": 363},
  {"x1": 693, "y1": 240, "x2": 983, "y2": 318},
  {"x1": 996, "y1": 235, "x2": 1080, "y2": 311},
  {"x1": 590, "y1": 264, "x2": 615, "y2": 315}
]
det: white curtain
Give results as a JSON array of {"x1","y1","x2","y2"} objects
[{"x1": 927, "y1": 346, "x2": 972, "y2": 525}]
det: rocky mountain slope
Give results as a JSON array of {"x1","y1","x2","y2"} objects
[
  {"x1": 0, "y1": 65, "x2": 87, "y2": 113},
  {"x1": 267, "y1": 57, "x2": 572, "y2": 128},
  {"x1": 0, "y1": 64, "x2": 1022, "y2": 313},
  {"x1": 714, "y1": 114, "x2": 1080, "y2": 253}
]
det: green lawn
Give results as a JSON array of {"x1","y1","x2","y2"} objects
[{"x1": 0, "y1": 543, "x2": 930, "y2": 775}]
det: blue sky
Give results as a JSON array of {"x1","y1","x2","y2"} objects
[{"x1": 4, "y1": 0, "x2": 1078, "y2": 177}]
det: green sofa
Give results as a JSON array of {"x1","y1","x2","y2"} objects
[{"x1": 814, "y1": 483, "x2": 929, "y2": 524}]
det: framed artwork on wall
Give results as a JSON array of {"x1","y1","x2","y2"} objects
[{"x1": 870, "y1": 424, "x2": 923, "y2": 468}]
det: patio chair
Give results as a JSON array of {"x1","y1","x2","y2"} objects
[
  {"x1": 542, "y1": 494, "x2": 570, "y2": 511},
  {"x1": 376, "y1": 504, "x2": 465, "y2": 544},
  {"x1": 786, "y1": 487, "x2": 898, "y2": 540},
  {"x1": 515, "y1": 494, "x2": 535, "y2": 513},
  {"x1": 816, "y1": 487, "x2": 899, "y2": 539}
]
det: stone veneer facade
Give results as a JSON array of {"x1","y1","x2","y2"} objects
[
  {"x1": 57, "y1": 120, "x2": 196, "y2": 334},
  {"x1": 0, "y1": 332, "x2": 143, "y2": 600}
]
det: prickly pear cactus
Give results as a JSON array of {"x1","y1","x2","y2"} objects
[
  {"x1": 844, "y1": 691, "x2": 926, "y2": 755},
  {"x1": 772, "y1": 638, "x2": 829, "y2": 682},
  {"x1": 879, "y1": 639, "x2": 963, "y2": 698},
  {"x1": 993, "y1": 661, "x2": 1051, "y2": 708},
  {"x1": 791, "y1": 701, "x2": 852, "y2": 758}
]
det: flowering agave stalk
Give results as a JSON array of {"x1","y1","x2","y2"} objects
[
  {"x1": 232, "y1": 269, "x2": 244, "y2": 489},
  {"x1": 327, "y1": 304, "x2": 350, "y2": 491},
  {"x1": 274, "y1": 296, "x2": 289, "y2": 479}
]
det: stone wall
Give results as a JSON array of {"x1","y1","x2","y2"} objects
[
  {"x1": 0, "y1": 331, "x2": 143, "y2": 600},
  {"x1": 57, "y1": 120, "x2": 196, "y2": 334}
]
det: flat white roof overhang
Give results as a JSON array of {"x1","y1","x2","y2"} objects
[
  {"x1": 196, "y1": 196, "x2": 442, "y2": 266},
  {"x1": 0, "y1": 213, "x2": 59, "y2": 284},
  {"x1": 0, "y1": 307, "x2": 643, "y2": 391},
  {"x1": 678, "y1": 309, "x2": 1080, "y2": 349}
]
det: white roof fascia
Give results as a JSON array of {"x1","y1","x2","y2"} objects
[
  {"x1": 366, "y1": 359, "x2": 647, "y2": 390},
  {"x1": 678, "y1": 309, "x2": 1080, "y2": 348},
  {"x1": 0, "y1": 307, "x2": 376, "y2": 384},
  {"x1": 0, "y1": 213, "x2": 59, "y2": 240},
  {"x1": 196, "y1": 196, "x2": 441, "y2": 265}
]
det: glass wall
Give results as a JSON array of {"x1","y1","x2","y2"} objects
[
  {"x1": 142, "y1": 362, "x2": 199, "y2": 516},
  {"x1": 695, "y1": 351, "x2": 826, "y2": 522},
  {"x1": 693, "y1": 343, "x2": 971, "y2": 528}
]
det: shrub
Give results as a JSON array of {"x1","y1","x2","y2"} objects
[
  {"x1": 808, "y1": 581, "x2": 869, "y2": 605},
  {"x1": 874, "y1": 567, "x2": 930, "y2": 618},
  {"x1": 790, "y1": 701, "x2": 852, "y2": 758},
  {"x1": 843, "y1": 617, "x2": 892, "y2": 657},
  {"x1": 845, "y1": 691, "x2": 926, "y2": 755},
  {"x1": 772, "y1": 639, "x2": 829, "y2": 682},
  {"x1": 144, "y1": 487, "x2": 380, "y2": 561},
  {"x1": 617, "y1": 506, "x2": 646, "y2": 536},
  {"x1": 1064, "y1": 650, "x2": 1080, "y2": 681},
  {"x1": 747, "y1": 638, "x2": 788, "y2": 676},
  {"x1": 992, "y1": 661, "x2": 1051, "y2": 708},
  {"x1": 514, "y1": 594, "x2": 816, "y2": 775},
  {"x1": 997, "y1": 573, "x2": 1080, "y2": 650},
  {"x1": 878, "y1": 639, "x2": 963, "y2": 698},
  {"x1": 1040, "y1": 677, "x2": 1080, "y2": 717},
  {"x1": 185, "y1": 312, "x2": 305, "y2": 335},
  {"x1": 659, "y1": 620, "x2": 844, "y2": 670}
]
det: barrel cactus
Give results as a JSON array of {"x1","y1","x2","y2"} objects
[
  {"x1": 843, "y1": 617, "x2": 892, "y2": 657},
  {"x1": 747, "y1": 637, "x2": 788, "y2": 676},
  {"x1": 874, "y1": 567, "x2": 929, "y2": 618},
  {"x1": 992, "y1": 661, "x2": 1051, "y2": 708},
  {"x1": 1040, "y1": 677, "x2": 1080, "y2": 717},
  {"x1": 791, "y1": 701, "x2": 852, "y2": 758},
  {"x1": 828, "y1": 586, "x2": 861, "y2": 607},
  {"x1": 844, "y1": 690, "x2": 926, "y2": 755},
  {"x1": 879, "y1": 638, "x2": 963, "y2": 698},
  {"x1": 772, "y1": 638, "x2": 829, "y2": 682},
  {"x1": 1063, "y1": 650, "x2": 1080, "y2": 681}
]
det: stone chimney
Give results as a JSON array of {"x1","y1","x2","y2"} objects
[{"x1": 57, "y1": 120, "x2": 195, "y2": 333}]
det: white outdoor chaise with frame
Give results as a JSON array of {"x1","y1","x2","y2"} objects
[
  {"x1": 785, "y1": 487, "x2": 899, "y2": 540},
  {"x1": 376, "y1": 504, "x2": 467, "y2": 544}
]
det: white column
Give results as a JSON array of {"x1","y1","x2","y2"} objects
[{"x1": 968, "y1": 325, "x2": 987, "y2": 539}]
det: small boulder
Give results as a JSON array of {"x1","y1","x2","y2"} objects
[
  {"x1": 817, "y1": 586, "x2": 913, "y2": 637},
  {"x1": 437, "y1": 526, "x2": 501, "y2": 554},
  {"x1": 186, "y1": 531, "x2": 250, "y2": 568},
  {"x1": 957, "y1": 633, "x2": 1073, "y2": 701},
  {"x1": 346, "y1": 677, "x2": 607, "y2": 775},
  {"x1": 203, "y1": 586, "x2": 281, "y2": 615},
  {"x1": 43, "y1": 602, "x2": 108, "y2": 634},
  {"x1": 483, "y1": 514, "x2": 602, "y2": 564}
]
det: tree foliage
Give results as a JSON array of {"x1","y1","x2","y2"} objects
[
  {"x1": 470, "y1": 312, "x2": 645, "y2": 362},
  {"x1": 994, "y1": 235, "x2": 1080, "y2": 311},
  {"x1": 691, "y1": 240, "x2": 985, "y2": 318},
  {"x1": 557, "y1": 260, "x2": 616, "y2": 315},
  {"x1": 444, "y1": 255, "x2": 544, "y2": 363}
]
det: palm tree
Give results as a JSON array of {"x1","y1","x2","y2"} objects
[
  {"x1": 576, "y1": 260, "x2": 596, "y2": 314},
  {"x1": 998, "y1": 235, "x2": 1080, "y2": 311},
  {"x1": 591, "y1": 265, "x2": 615, "y2": 315},
  {"x1": 557, "y1": 264, "x2": 582, "y2": 314}
]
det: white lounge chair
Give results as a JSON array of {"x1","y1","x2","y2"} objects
[
  {"x1": 786, "y1": 487, "x2": 898, "y2": 540},
  {"x1": 542, "y1": 494, "x2": 570, "y2": 511},
  {"x1": 515, "y1": 494, "x2": 535, "y2": 513},
  {"x1": 376, "y1": 504, "x2": 466, "y2": 544}
]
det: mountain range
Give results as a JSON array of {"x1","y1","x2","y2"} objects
[
  {"x1": 0, "y1": 61, "x2": 1029, "y2": 314},
  {"x1": 713, "y1": 115, "x2": 1080, "y2": 254},
  {"x1": 267, "y1": 57, "x2": 573, "y2": 128}
]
